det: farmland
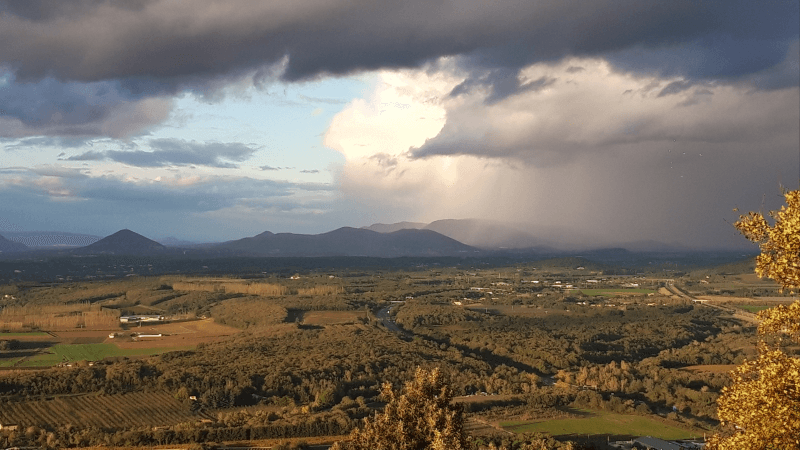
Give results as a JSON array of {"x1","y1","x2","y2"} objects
[
  {"x1": 0, "y1": 391, "x2": 209, "y2": 429},
  {"x1": 115, "y1": 319, "x2": 240, "y2": 349},
  {"x1": 0, "y1": 302, "x2": 120, "y2": 331},
  {"x1": 22, "y1": 343, "x2": 194, "y2": 367},
  {"x1": 0, "y1": 341, "x2": 196, "y2": 368},
  {"x1": 579, "y1": 288, "x2": 656, "y2": 297},
  {"x1": 0, "y1": 319, "x2": 239, "y2": 368},
  {"x1": 0, "y1": 331, "x2": 48, "y2": 337},
  {"x1": 732, "y1": 304, "x2": 772, "y2": 313},
  {"x1": 0, "y1": 257, "x2": 786, "y2": 449},
  {"x1": 501, "y1": 409, "x2": 703, "y2": 440}
]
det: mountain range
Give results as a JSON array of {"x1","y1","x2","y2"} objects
[
  {"x1": 0, "y1": 218, "x2": 708, "y2": 258},
  {"x1": 217, "y1": 227, "x2": 477, "y2": 257},
  {"x1": 364, "y1": 219, "x2": 562, "y2": 250},
  {"x1": 363, "y1": 219, "x2": 694, "y2": 252},
  {"x1": 0, "y1": 227, "x2": 477, "y2": 258}
]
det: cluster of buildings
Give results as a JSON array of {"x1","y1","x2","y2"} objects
[
  {"x1": 118, "y1": 315, "x2": 165, "y2": 323},
  {"x1": 610, "y1": 436, "x2": 705, "y2": 450}
]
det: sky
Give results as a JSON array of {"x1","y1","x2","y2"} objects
[{"x1": 0, "y1": 0, "x2": 798, "y2": 249}]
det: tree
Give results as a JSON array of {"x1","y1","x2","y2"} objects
[
  {"x1": 734, "y1": 189, "x2": 800, "y2": 291},
  {"x1": 707, "y1": 189, "x2": 800, "y2": 449},
  {"x1": 332, "y1": 367, "x2": 467, "y2": 450}
]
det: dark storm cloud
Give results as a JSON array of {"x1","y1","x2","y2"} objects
[
  {"x1": 66, "y1": 139, "x2": 258, "y2": 168},
  {"x1": 657, "y1": 80, "x2": 696, "y2": 97},
  {"x1": 0, "y1": 0, "x2": 796, "y2": 137},
  {"x1": 0, "y1": 74, "x2": 172, "y2": 138},
  {"x1": 450, "y1": 69, "x2": 558, "y2": 104},
  {"x1": 1, "y1": 1, "x2": 796, "y2": 83},
  {"x1": 0, "y1": 77, "x2": 117, "y2": 126},
  {"x1": 0, "y1": 0, "x2": 151, "y2": 21}
]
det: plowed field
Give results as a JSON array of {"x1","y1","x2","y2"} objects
[{"x1": 0, "y1": 391, "x2": 211, "y2": 429}]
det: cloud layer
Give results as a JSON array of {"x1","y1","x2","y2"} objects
[
  {"x1": 1, "y1": 1, "x2": 797, "y2": 137},
  {"x1": 2, "y1": 0, "x2": 796, "y2": 82},
  {"x1": 66, "y1": 139, "x2": 259, "y2": 168},
  {"x1": 325, "y1": 58, "x2": 799, "y2": 248}
]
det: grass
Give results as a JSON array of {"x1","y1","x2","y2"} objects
[
  {"x1": 16, "y1": 343, "x2": 195, "y2": 367},
  {"x1": 0, "y1": 357, "x2": 24, "y2": 368},
  {"x1": 580, "y1": 289, "x2": 656, "y2": 297},
  {"x1": 501, "y1": 409, "x2": 699, "y2": 440},
  {"x1": 733, "y1": 304, "x2": 771, "y2": 313}
]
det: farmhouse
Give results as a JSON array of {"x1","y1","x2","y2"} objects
[{"x1": 120, "y1": 315, "x2": 165, "y2": 323}]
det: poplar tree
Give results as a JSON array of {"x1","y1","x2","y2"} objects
[
  {"x1": 332, "y1": 367, "x2": 467, "y2": 450},
  {"x1": 708, "y1": 189, "x2": 800, "y2": 449}
]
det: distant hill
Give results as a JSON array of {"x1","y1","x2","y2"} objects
[
  {"x1": 364, "y1": 219, "x2": 549, "y2": 249},
  {"x1": 2, "y1": 231, "x2": 101, "y2": 248},
  {"x1": 75, "y1": 229, "x2": 166, "y2": 255},
  {"x1": 366, "y1": 218, "x2": 696, "y2": 253},
  {"x1": 0, "y1": 234, "x2": 28, "y2": 253},
  {"x1": 217, "y1": 227, "x2": 478, "y2": 257},
  {"x1": 362, "y1": 222, "x2": 427, "y2": 233},
  {"x1": 423, "y1": 219, "x2": 547, "y2": 249},
  {"x1": 690, "y1": 256, "x2": 757, "y2": 278}
]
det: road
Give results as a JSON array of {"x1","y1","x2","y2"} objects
[
  {"x1": 664, "y1": 281, "x2": 695, "y2": 301},
  {"x1": 665, "y1": 281, "x2": 758, "y2": 323},
  {"x1": 376, "y1": 302, "x2": 411, "y2": 337}
]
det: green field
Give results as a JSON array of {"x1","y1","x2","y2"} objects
[
  {"x1": 501, "y1": 409, "x2": 699, "y2": 440},
  {"x1": 8, "y1": 343, "x2": 194, "y2": 367},
  {"x1": 733, "y1": 304, "x2": 771, "y2": 313},
  {"x1": 0, "y1": 357, "x2": 23, "y2": 368},
  {"x1": 580, "y1": 289, "x2": 656, "y2": 297}
]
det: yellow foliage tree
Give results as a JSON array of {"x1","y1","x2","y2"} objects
[
  {"x1": 707, "y1": 189, "x2": 800, "y2": 449},
  {"x1": 332, "y1": 367, "x2": 467, "y2": 450}
]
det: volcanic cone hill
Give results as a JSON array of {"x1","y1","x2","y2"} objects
[{"x1": 75, "y1": 229, "x2": 166, "y2": 255}]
